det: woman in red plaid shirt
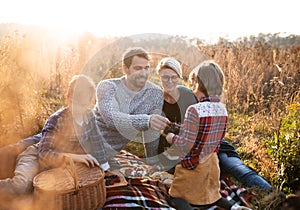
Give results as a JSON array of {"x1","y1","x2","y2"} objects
[{"x1": 164, "y1": 61, "x2": 240, "y2": 209}]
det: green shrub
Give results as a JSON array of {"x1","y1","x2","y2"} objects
[{"x1": 264, "y1": 103, "x2": 300, "y2": 194}]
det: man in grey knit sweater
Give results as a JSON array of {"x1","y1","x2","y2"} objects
[{"x1": 94, "y1": 47, "x2": 170, "y2": 164}]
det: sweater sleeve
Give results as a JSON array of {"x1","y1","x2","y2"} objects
[
  {"x1": 95, "y1": 80, "x2": 152, "y2": 131},
  {"x1": 143, "y1": 89, "x2": 164, "y2": 156}
]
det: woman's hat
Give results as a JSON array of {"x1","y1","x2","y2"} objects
[{"x1": 156, "y1": 57, "x2": 182, "y2": 79}]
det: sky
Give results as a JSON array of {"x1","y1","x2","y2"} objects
[{"x1": 0, "y1": 0, "x2": 299, "y2": 42}]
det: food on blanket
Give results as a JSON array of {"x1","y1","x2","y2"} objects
[
  {"x1": 163, "y1": 178, "x2": 172, "y2": 185},
  {"x1": 150, "y1": 171, "x2": 173, "y2": 185},
  {"x1": 151, "y1": 171, "x2": 173, "y2": 180},
  {"x1": 120, "y1": 166, "x2": 148, "y2": 178},
  {"x1": 105, "y1": 174, "x2": 121, "y2": 186},
  {"x1": 104, "y1": 170, "x2": 128, "y2": 188},
  {"x1": 151, "y1": 171, "x2": 163, "y2": 180}
]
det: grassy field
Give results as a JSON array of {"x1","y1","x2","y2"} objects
[{"x1": 0, "y1": 29, "x2": 299, "y2": 209}]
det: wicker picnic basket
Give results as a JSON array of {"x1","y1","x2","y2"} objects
[{"x1": 33, "y1": 160, "x2": 106, "y2": 210}]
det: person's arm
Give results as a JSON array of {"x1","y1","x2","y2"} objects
[
  {"x1": 39, "y1": 110, "x2": 100, "y2": 169},
  {"x1": 38, "y1": 111, "x2": 67, "y2": 168},
  {"x1": 143, "y1": 89, "x2": 165, "y2": 157},
  {"x1": 79, "y1": 111, "x2": 108, "y2": 166},
  {"x1": 166, "y1": 107, "x2": 199, "y2": 155},
  {"x1": 19, "y1": 133, "x2": 42, "y2": 149},
  {"x1": 96, "y1": 80, "x2": 168, "y2": 131},
  {"x1": 96, "y1": 80, "x2": 150, "y2": 131}
]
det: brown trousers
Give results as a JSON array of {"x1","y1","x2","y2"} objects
[{"x1": 0, "y1": 143, "x2": 24, "y2": 179}]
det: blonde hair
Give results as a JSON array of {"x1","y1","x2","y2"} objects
[
  {"x1": 190, "y1": 61, "x2": 225, "y2": 97},
  {"x1": 66, "y1": 74, "x2": 95, "y2": 103}
]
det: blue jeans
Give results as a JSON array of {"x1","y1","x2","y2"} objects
[{"x1": 218, "y1": 153, "x2": 272, "y2": 189}]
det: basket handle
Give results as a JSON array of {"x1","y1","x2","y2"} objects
[{"x1": 64, "y1": 157, "x2": 79, "y2": 191}]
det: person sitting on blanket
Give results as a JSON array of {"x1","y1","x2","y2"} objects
[
  {"x1": 156, "y1": 56, "x2": 272, "y2": 190},
  {"x1": 0, "y1": 74, "x2": 109, "y2": 201},
  {"x1": 93, "y1": 47, "x2": 170, "y2": 164},
  {"x1": 163, "y1": 60, "x2": 251, "y2": 210},
  {"x1": 38, "y1": 74, "x2": 109, "y2": 172}
]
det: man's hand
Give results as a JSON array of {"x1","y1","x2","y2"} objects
[{"x1": 149, "y1": 114, "x2": 170, "y2": 131}]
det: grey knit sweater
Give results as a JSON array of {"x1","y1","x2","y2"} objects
[{"x1": 94, "y1": 76, "x2": 164, "y2": 158}]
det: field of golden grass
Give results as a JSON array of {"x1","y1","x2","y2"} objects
[{"x1": 1, "y1": 30, "x2": 299, "y2": 209}]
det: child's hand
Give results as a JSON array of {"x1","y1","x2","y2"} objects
[
  {"x1": 65, "y1": 153, "x2": 100, "y2": 167},
  {"x1": 165, "y1": 133, "x2": 175, "y2": 144}
]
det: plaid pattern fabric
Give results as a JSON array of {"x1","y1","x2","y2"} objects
[
  {"x1": 104, "y1": 150, "x2": 257, "y2": 210},
  {"x1": 103, "y1": 178, "x2": 175, "y2": 210},
  {"x1": 172, "y1": 97, "x2": 228, "y2": 169},
  {"x1": 201, "y1": 177, "x2": 257, "y2": 210},
  {"x1": 39, "y1": 107, "x2": 108, "y2": 169},
  {"x1": 191, "y1": 177, "x2": 257, "y2": 210},
  {"x1": 109, "y1": 150, "x2": 151, "y2": 171},
  {"x1": 79, "y1": 109, "x2": 109, "y2": 165},
  {"x1": 219, "y1": 177, "x2": 258, "y2": 208}
]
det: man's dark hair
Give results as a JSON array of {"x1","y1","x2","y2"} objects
[{"x1": 122, "y1": 47, "x2": 150, "y2": 68}]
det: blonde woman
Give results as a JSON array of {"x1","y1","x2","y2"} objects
[{"x1": 156, "y1": 57, "x2": 197, "y2": 159}]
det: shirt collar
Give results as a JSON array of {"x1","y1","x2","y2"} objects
[{"x1": 199, "y1": 96, "x2": 221, "y2": 102}]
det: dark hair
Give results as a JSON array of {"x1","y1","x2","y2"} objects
[{"x1": 122, "y1": 47, "x2": 150, "y2": 68}]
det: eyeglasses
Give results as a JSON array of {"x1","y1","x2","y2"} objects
[{"x1": 160, "y1": 75, "x2": 179, "y2": 83}]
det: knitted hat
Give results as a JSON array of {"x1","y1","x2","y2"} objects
[{"x1": 156, "y1": 57, "x2": 182, "y2": 79}]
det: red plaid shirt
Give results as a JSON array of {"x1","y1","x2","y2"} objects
[{"x1": 172, "y1": 96, "x2": 228, "y2": 169}]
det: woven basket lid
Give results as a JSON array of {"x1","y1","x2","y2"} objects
[{"x1": 33, "y1": 164, "x2": 104, "y2": 192}]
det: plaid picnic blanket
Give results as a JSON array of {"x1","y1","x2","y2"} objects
[
  {"x1": 103, "y1": 150, "x2": 257, "y2": 209},
  {"x1": 108, "y1": 150, "x2": 153, "y2": 175},
  {"x1": 203, "y1": 178, "x2": 257, "y2": 210},
  {"x1": 103, "y1": 178, "x2": 174, "y2": 209}
]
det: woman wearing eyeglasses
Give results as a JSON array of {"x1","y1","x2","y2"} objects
[
  {"x1": 156, "y1": 57, "x2": 197, "y2": 173},
  {"x1": 156, "y1": 57, "x2": 272, "y2": 191},
  {"x1": 156, "y1": 58, "x2": 256, "y2": 210}
]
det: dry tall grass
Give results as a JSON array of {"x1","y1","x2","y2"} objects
[
  {"x1": 197, "y1": 39, "x2": 299, "y2": 194},
  {"x1": 1, "y1": 30, "x2": 299, "y2": 207}
]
